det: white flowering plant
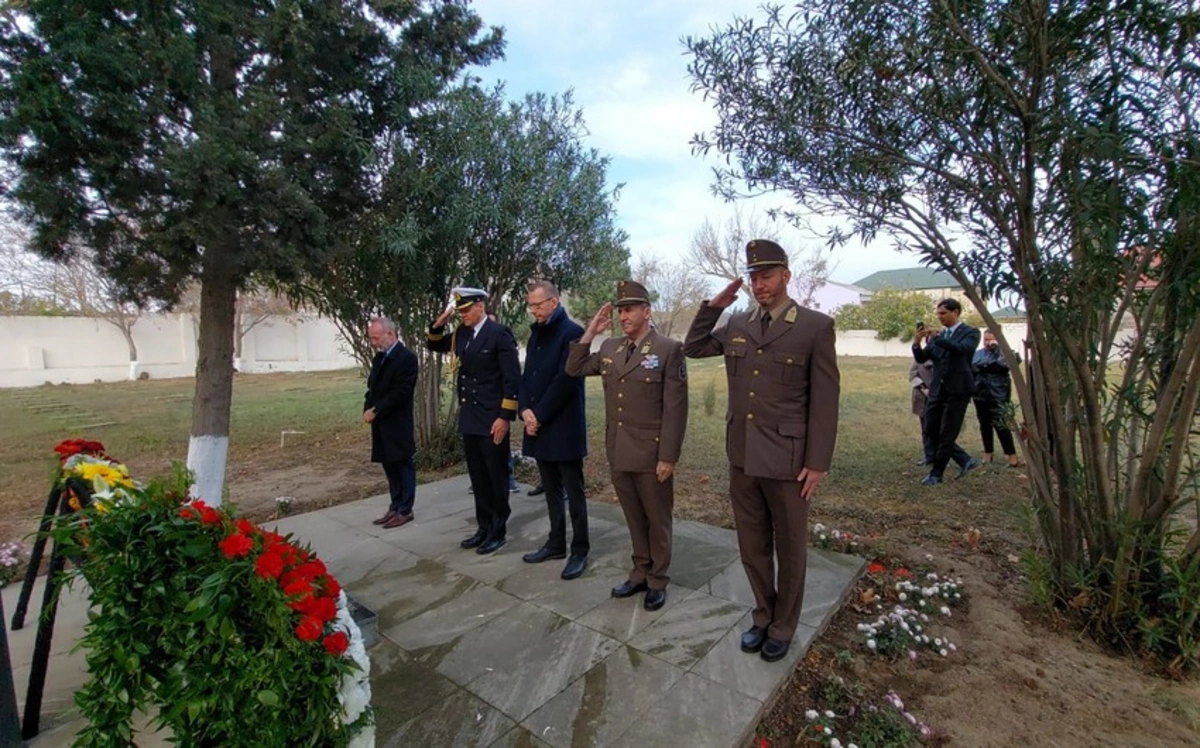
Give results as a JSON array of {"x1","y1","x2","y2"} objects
[
  {"x1": 811, "y1": 523, "x2": 868, "y2": 554},
  {"x1": 0, "y1": 540, "x2": 25, "y2": 587}
]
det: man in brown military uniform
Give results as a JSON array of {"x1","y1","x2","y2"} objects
[
  {"x1": 566, "y1": 280, "x2": 688, "y2": 611},
  {"x1": 684, "y1": 240, "x2": 840, "y2": 662}
]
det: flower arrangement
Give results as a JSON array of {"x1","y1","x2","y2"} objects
[{"x1": 45, "y1": 439, "x2": 373, "y2": 747}]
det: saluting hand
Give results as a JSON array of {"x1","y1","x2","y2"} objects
[
  {"x1": 434, "y1": 305, "x2": 454, "y2": 328},
  {"x1": 709, "y1": 278, "x2": 744, "y2": 309},
  {"x1": 586, "y1": 302, "x2": 613, "y2": 337},
  {"x1": 797, "y1": 467, "x2": 827, "y2": 500}
]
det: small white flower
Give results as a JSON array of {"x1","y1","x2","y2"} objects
[
  {"x1": 940, "y1": 648, "x2": 948, "y2": 656},
  {"x1": 867, "y1": 639, "x2": 877, "y2": 650},
  {"x1": 824, "y1": 710, "x2": 835, "y2": 718},
  {"x1": 898, "y1": 592, "x2": 908, "y2": 601},
  {"x1": 819, "y1": 534, "x2": 827, "y2": 542},
  {"x1": 830, "y1": 739, "x2": 842, "y2": 748},
  {"x1": 941, "y1": 606, "x2": 951, "y2": 616},
  {"x1": 949, "y1": 642, "x2": 957, "y2": 652},
  {"x1": 813, "y1": 523, "x2": 827, "y2": 533},
  {"x1": 924, "y1": 553, "x2": 933, "y2": 561},
  {"x1": 934, "y1": 637, "x2": 943, "y2": 646},
  {"x1": 824, "y1": 725, "x2": 833, "y2": 735},
  {"x1": 805, "y1": 709, "x2": 819, "y2": 720}
]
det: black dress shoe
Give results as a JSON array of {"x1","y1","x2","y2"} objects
[
  {"x1": 523, "y1": 546, "x2": 567, "y2": 563},
  {"x1": 460, "y1": 532, "x2": 485, "y2": 549},
  {"x1": 476, "y1": 537, "x2": 507, "y2": 555},
  {"x1": 919, "y1": 474, "x2": 943, "y2": 486},
  {"x1": 760, "y1": 637, "x2": 791, "y2": 662},
  {"x1": 643, "y1": 588, "x2": 667, "y2": 611},
  {"x1": 611, "y1": 579, "x2": 649, "y2": 598},
  {"x1": 740, "y1": 625, "x2": 768, "y2": 653},
  {"x1": 561, "y1": 555, "x2": 588, "y2": 580},
  {"x1": 527, "y1": 484, "x2": 546, "y2": 496}
]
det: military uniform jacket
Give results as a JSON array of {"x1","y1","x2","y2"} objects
[
  {"x1": 565, "y1": 329, "x2": 688, "y2": 473},
  {"x1": 684, "y1": 299, "x2": 840, "y2": 479},
  {"x1": 427, "y1": 319, "x2": 520, "y2": 436}
]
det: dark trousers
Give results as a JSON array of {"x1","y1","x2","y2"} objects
[
  {"x1": 611, "y1": 470, "x2": 674, "y2": 590},
  {"x1": 729, "y1": 465, "x2": 809, "y2": 642},
  {"x1": 973, "y1": 398, "x2": 1016, "y2": 455},
  {"x1": 925, "y1": 393, "x2": 972, "y2": 478},
  {"x1": 537, "y1": 459, "x2": 589, "y2": 557},
  {"x1": 462, "y1": 433, "x2": 512, "y2": 541},
  {"x1": 921, "y1": 401, "x2": 971, "y2": 467},
  {"x1": 381, "y1": 457, "x2": 416, "y2": 515}
]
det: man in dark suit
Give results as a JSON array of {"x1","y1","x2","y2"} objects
[
  {"x1": 684, "y1": 239, "x2": 841, "y2": 663},
  {"x1": 364, "y1": 317, "x2": 419, "y2": 529},
  {"x1": 519, "y1": 280, "x2": 590, "y2": 580},
  {"x1": 912, "y1": 298, "x2": 982, "y2": 485},
  {"x1": 427, "y1": 288, "x2": 521, "y2": 555},
  {"x1": 567, "y1": 281, "x2": 688, "y2": 611}
]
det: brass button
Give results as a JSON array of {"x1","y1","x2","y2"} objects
[
  {"x1": 786, "y1": 357, "x2": 793, "y2": 364},
  {"x1": 617, "y1": 407, "x2": 623, "y2": 412},
  {"x1": 619, "y1": 378, "x2": 625, "y2": 383},
  {"x1": 749, "y1": 392, "x2": 755, "y2": 398},
  {"x1": 618, "y1": 421, "x2": 623, "y2": 427},
  {"x1": 747, "y1": 413, "x2": 754, "y2": 420},
  {"x1": 753, "y1": 370, "x2": 759, "y2": 375},
  {"x1": 645, "y1": 377, "x2": 651, "y2": 382},
  {"x1": 757, "y1": 349, "x2": 763, "y2": 355},
  {"x1": 617, "y1": 393, "x2": 623, "y2": 399},
  {"x1": 655, "y1": 437, "x2": 660, "y2": 443}
]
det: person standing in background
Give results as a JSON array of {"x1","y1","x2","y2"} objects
[
  {"x1": 972, "y1": 329, "x2": 1021, "y2": 467},
  {"x1": 912, "y1": 298, "x2": 981, "y2": 486}
]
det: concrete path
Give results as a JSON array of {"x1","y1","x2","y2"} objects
[{"x1": 4, "y1": 475, "x2": 862, "y2": 747}]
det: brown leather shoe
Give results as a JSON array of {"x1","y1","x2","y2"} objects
[
  {"x1": 372, "y1": 510, "x2": 397, "y2": 526},
  {"x1": 381, "y1": 513, "x2": 413, "y2": 529}
]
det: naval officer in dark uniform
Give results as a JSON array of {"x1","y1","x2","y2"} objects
[
  {"x1": 427, "y1": 287, "x2": 521, "y2": 555},
  {"x1": 566, "y1": 280, "x2": 688, "y2": 611},
  {"x1": 684, "y1": 240, "x2": 841, "y2": 662}
]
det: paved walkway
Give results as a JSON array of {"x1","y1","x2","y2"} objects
[{"x1": 5, "y1": 475, "x2": 862, "y2": 747}]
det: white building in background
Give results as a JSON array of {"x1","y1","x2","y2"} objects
[{"x1": 798, "y1": 279, "x2": 873, "y2": 315}]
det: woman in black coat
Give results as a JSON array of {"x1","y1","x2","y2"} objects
[{"x1": 971, "y1": 329, "x2": 1020, "y2": 467}]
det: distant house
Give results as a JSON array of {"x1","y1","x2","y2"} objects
[
  {"x1": 799, "y1": 279, "x2": 872, "y2": 315},
  {"x1": 853, "y1": 266, "x2": 977, "y2": 312}
]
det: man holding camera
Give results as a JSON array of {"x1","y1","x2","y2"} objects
[{"x1": 912, "y1": 299, "x2": 981, "y2": 486}]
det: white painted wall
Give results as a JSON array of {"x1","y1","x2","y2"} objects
[
  {"x1": 0, "y1": 313, "x2": 357, "y2": 388},
  {"x1": 836, "y1": 323, "x2": 1031, "y2": 357}
]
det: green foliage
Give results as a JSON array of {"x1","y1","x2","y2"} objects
[
  {"x1": 687, "y1": 0, "x2": 1200, "y2": 673},
  {"x1": 52, "y1": 465, "x2": 360, "y2": 747},
  {"x1": 298, "y1": 84, "x2": 628, "y2": 449},
  {"x1": 834, "y1": 289, "x2": 941, "y2": 341}
]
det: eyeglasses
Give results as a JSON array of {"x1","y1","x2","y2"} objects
[{"x1": 526, "y1": 298, "x2": 554, "y2": 311}]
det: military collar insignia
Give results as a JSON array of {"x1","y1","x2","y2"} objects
[
  {"x1": 640, "y1": 342, "x2": 652, "y2": 354},
  {"x1": 784, "y1": 306, "x2": 798, "y2": 323}
]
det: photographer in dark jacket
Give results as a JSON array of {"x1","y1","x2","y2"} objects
[{"x1": 971, "y1": 329, "x2": 1020, "y2": 467}]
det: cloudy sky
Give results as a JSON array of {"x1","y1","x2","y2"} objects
[{"x1": 469, "y1": 0, "x2": 915, "y2": 285}]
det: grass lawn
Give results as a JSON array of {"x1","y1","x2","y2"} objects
[{"x1": 0, "y1": 357, "x2": 1028, "y2": 547}]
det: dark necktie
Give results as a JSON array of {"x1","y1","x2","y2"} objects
[
  {"x1": 760, "y1": 312, "x2": 772, "y2": 336},
  {"x1": 625, "y1": 341, "x2": 635, "y2": 363}
]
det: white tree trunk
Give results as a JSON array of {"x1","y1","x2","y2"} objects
[{"x1": 186, "y1": 434, "x2": 228, "y2": 505}]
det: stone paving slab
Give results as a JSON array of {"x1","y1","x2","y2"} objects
[{"x1": 7, "y1": 472, "x2": 863, "y2": 747}]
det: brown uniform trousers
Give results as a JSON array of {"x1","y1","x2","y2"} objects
[
  {"x1": 685, "y1": 299, "x2": 840, "y2": 641},
  {"x1": 567, "y1": 330, "x2": 688, "y2": 590}
]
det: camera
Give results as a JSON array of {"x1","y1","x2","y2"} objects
[{"x1": 915, "y1": 320, "x2": 925, "y2": 331}]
